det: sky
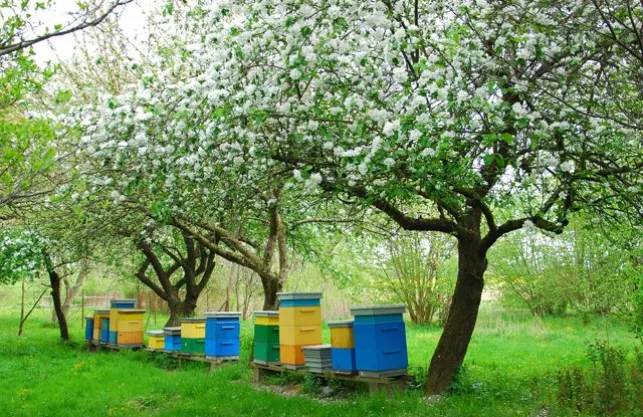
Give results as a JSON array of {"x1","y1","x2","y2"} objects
[{"x1": 29, "y1": 0, "x2": 153, "y2": 65}]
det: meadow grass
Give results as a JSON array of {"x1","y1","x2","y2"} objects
[{"x1": 0, "y1": 305, "x2": 638, "y2": 417}]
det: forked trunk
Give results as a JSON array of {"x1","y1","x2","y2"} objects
[
  {"x1": 166, "y1": 298, "x2": 198, "y2": 327},
  {"x1": 425, "y1": 237, "x2": 486, "y2": 394}
]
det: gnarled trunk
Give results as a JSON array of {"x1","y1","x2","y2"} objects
[
  {"x1": 166, "y1": 295, "x2": 198, "y2": 327},
  {"x1": 425, "y1": 236, "x2": 486, "y2": 395}
]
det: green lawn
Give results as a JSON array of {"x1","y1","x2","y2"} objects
[{"x1": 0, "y1": 306, "x2": 638, "y2": 417}]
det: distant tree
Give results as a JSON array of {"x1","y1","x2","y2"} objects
[{"x1": 378, "y1": 231, "x2": 455, "y2": 325}]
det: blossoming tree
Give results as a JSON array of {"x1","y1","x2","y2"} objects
[
  {"x1": 167, "y1": 0, "x2": 640, "y2": 393},
  {"x1": 69, "y1": 0, "x2": 642, "y2": 393}
]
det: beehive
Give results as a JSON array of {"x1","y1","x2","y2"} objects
[
  {"x1": 253, "y1": 311, "x2": 280, "y2": 364},
  {"x1": 303, "y1": 345, "x2": 333, "y2": 373},
  {"x1": 147, "y1": 330, "x2": 165, "y2": 350},
  {"x1": 100, "y1": 318, "x2": 110, "y2": 343},
  {"x1": 205, "y1": 312, "x2": 241, "y2": 358},
  {"x1": 109, "y1": 299, "x2": 136, "y2": 344},
  {"x1": 351, "y1": 305, "x2": 408, "y2": 377},
  {"x1": 93, "y1": 309, "x2": 110, "y2": 341},
  {"x1": 278, "y1": 292, "x2": 323, "y2": 369},
  {"x1": 116, "y1": 309, "x2": 145, "y2": 347},
  {"x1": 181, "y1": 318, "x2": 206, "y2": 355},
  {"x1": 163, "y1": 327, "x2": 181, "y2": 351},
  {"x1": 85, "y1": 317, "x2": 94, "y2": 342},
  {"x1": 329, "y1": 320, "x2": 356, "y2": 373}
]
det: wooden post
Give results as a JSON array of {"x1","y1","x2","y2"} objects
[
  {"x1": 81, "y1": 290, "x2": 85, "y2": 328},
  {"x1": 153, "y1": 295, "x2": 157, "y2": 325}
]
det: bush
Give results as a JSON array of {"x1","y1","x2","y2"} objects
[{"x1": 552, "y1": 339, "x2": 642, "y2": 416}]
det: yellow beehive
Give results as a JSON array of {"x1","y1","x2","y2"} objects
[
  {"x1": 330, "y1": 323, "x2": 355, "y2": 349},
  {"x1": 93, "y1": 309, "x2": 110, "y2": 341},
  {"x1": 116, "y1": 310, "x2": 145, "y2": 345},
  {"x1": 279, "y1": 325, "x2": 322, "y2": 345},
  {"x1": 181, "y1": 319, "x2": 206, "y2": 338},
  {"x1": 278, "y1": 306, "x2": 321, "y2": 327},
  {"x1": 280, "y1": 344, "x2": 309, "y2": 365},
  {"x1": 255, "y1": 315, "x2": 279, "y2": 326},
  {"x1": 147, "y1": 330, "x2": 165, "y2": 350}
]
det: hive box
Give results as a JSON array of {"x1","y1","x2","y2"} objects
[
  {"x1": 147, "y1": 330, "x2": 165, "y2": 350},
  {"x1": 329, "y1": 320, "x2": 356, "y2": 373},
  {"x1": 351, "y1": 305, "x2": 408, "y2": 377},
  {"x1": 117, "y1": 309, "x2": 145, "y2": 347},
  {"x1": 205, "y1": 312, "x2": 241, "y2": 358},
  {"x1": 93, "y1": 309, "x2": 110, "y2": 341},
  {"x1": 253, "y1": 311, "x2": 280, "y2": 364},
  {"x1": 85, "y1": 317, "x2": 94, "y2": 342},
  {"x1": 100, "y1": 318, "x2": 110, "y2": 343},
  {"x1": 109, "y1": 299, "x2": 136, "y2": 344},
  {"x1": 181, "y1": 318, "x2": 206, "y2": 355},
  {"x1": 163, "y1": 327, "x2": 181, "y2": 351},
  {"x1": 278, "y1": 292, "x2": 323, "y2": 369},
  {"x1": 302, "y1": 345, "x2": 333, "y2": 374}
]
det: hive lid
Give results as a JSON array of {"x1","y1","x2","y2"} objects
[
  {"x1": 116, "y1": 309, "x2": 146, "y2": 314},
  {"x1": 328, "y1": 319, "x2": 354, "y2": 328},
  {"x1": 180, "y1": 317, "x2": 206, "y2": 323},
  {"x1": 110, "y1": 298, "x2": 136, "y2": 303},
  {"x1": 350, "y1": 305, "x2": 406, "y2": 316},
  {"x1": 301, "y1": 344, "x2": 332, "y2": 351},
  {"x1": 277, "y1": 292, "x2": 323, "y2": 301},
  {"x1": 205, "y1": 311, "x2": 242, "y2": 318},
  {"x1": 85, "y1": 316, "x2": 95, "y2": 320},
  {"x1": 147, "y1": 330, "x2": 164, "y2": 336},
  {"x1": 163, "y1": 326, "x2": 181, "y2": 334},
  {"x1": 254, "y1": 311, "x2": 279, "y2": 318},
  {"x1": 94, "y1": 309, "x2": 110, "y2": 314}
]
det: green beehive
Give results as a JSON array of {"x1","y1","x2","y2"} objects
[
  {"x1": 253, "y1": 311, "x2": 280, "y2": 364},
  {"x1": 181, "y1": 337, "x2": 205, "y2": 354}
]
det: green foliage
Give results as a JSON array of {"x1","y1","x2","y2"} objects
[
  {"x1": 489, "y1": 217, "x2": 636, "y2": 318},
  {"x1": 376, "y1": 231, "x2": 456, "y2": 325}
]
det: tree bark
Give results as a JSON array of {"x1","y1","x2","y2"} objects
[
  {"x1": 166, "y1": 295, "x2": 198, "y2": 327},
  {"x1": 425, "y1": 236, "x2": 487, "y2": 395},
  {"x1": 49, "y1": 268, "x2": 69, "y2": 340},
  {"x1": 261, "y1": 274, "x2": 282, "y2": 311},
  {"x1": 53, "y1": 259, "x2": 89, "y2": 324}
]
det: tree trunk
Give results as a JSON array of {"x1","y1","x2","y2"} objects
[
  {"x1": 49, "y1": 268, "x2": 69, "y2": 340},
  {"x1": 425, "y1": 237, "x2": 486, "y2": 395},
  {"x1": 166, "y1": 297, "x2": 198, "y2": 327},
  {"x1": 261, "y1": 275, "x2": 282, "y2": 310},
  {"x1": 53, "y1": 259, "x2": 89, "y2": 324}
]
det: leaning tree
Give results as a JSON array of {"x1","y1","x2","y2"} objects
[{"x1": 131, "y1": 0, "x2": 642, "y2": 393}]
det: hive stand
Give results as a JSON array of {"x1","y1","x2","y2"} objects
[
  {"x1": 86, "y1": 340, "x2": 142, "y2": 352},
  {"x1": 251, "y1": 362, "x2": 411, "y2": 395},
  {"x1": 145, "y1": 349, "x2": 239, "y2": 371}
]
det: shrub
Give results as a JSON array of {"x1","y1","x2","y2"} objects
[{"x1": 552, "y1": 339, "x2": 641, "y2": 416}]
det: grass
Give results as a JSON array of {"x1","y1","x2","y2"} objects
[{"x1": 0, "y1": 305, "x2": 638, "y2": 417}]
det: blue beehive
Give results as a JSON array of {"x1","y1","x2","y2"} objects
[
  {"x1": 205, "y1": 312, "x2": 241, "y2": 358},
  {"x1": 351, "y1": 305, "x2": 408, "y2": 377},
  {"x1": 100, "y1": 318, "x2": 110, "y2": 343},
  {"x1": 329, "y1": 320, "x2": 356, "y2": 373},
  {"x1": 84, "y1": 317, "x2": 94, "y2": 342},
  {"x1": 279, "y1": 298, "x2": 321, "y2": 308},
  {"x1": 110, "y1": 298, "x2": 136, "y2": 309},
  {"x1": 163, "y1": 327, "x2": 181, "y2": 351}
]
